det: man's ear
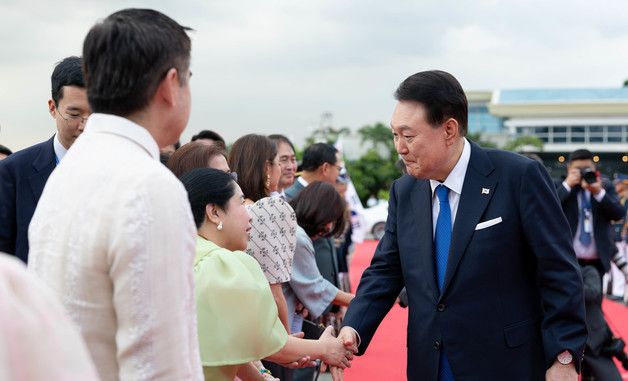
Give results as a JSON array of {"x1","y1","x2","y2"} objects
[
  {"x1": 442, "y1": 118, "x2": 460, "y2": 144},
  {"x1": 156, "y1": 68, "x2": 180, "y2": 107},
  {"x1": 48, "y1": 99, "x2": 57, "y2": 118},
  {"x1": 320, "y1": 162, "x2": 330, "y2": 176}
]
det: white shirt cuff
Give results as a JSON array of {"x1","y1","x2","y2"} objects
[
  {"x1": 593, "y1": 188, "x2": 606, "y2": 202},
  {"x1": 344, "y1": 326, "x2": 362, "y2": 347},
  {"x1": 562, "y1": 181, "x2": 571, "y2": 192}
]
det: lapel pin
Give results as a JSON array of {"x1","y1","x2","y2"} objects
[{"x1": 481, "y1": 188, "x2": 490, "y2": 195}]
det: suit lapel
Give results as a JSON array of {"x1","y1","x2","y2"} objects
[
  {"x1": 29, "y1": 137, "x2": 56, "y2": 201},
  {"x1": 441, "y1": 143, "x2": 497, "y2": 297},
  {"x1": 410, "y1": 179, "x2": 439, "y2": 301}
]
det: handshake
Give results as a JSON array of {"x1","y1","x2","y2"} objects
[{"x1": 318, "y1": 327, "x2": 359, "y2": 381}]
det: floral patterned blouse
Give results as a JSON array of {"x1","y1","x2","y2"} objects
[{"x1": 246, "y1": 196, "x2": 297, "y2": 283}]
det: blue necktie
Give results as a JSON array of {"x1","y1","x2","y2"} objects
[
  {"x1": 435, "y1": 185, "x2": 452, "y2": 291},
  {"x1": 578, "y1": 191, "x2": 592, "y2": 246},
  {"x1": 434, "y1": 185, "x2": 454, "y2": 381}
]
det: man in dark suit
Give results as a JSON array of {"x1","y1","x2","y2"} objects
[
  {"x1": 557, "y1": 149, "x2": 625, "y2": 275},
  {"x1": 0, "y1": 56, "x2": 89, "y2": 262},
  {"x1": 284, "y1": 143, "x2": 340, "y2": 202},
  {"x1": 556, "y1": 149, "x2": 624, "y2": 379},
  {"x1": 335, "y1": 70, "x2": 587, "y2": 381}
]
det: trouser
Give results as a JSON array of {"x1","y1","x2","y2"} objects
[
  {"x1": 262, "y1": 361, "x2": 293, "y2": 381},
  {"x1": 581, "y1": 351, "x2": 622, "y2": 381}
]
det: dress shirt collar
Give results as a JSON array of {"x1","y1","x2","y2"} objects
[
  {"x1": 53, "y1": 134, "x2": 68, "y2": 163},
  {"x1": 429, "y1": 138, "x2": 471, "y2": 196},
  {"x1": 84, "y1": 113, "x2": 159, "y2": 160},
  {"x1": 297, "y1": 176, "x2": 309, "y2": 188}
]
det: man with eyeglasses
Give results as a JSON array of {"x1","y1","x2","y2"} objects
[{"x1": 0, "y1": 56, "x2": 90, "y2": 263}]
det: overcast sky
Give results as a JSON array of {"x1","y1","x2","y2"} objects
[{"x1": 2, "y1": 0, "x2": 628, "y2": 151}]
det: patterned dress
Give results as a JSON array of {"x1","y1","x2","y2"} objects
[{"x1": 246, "y1": 196, "x2": 297, "y2": 283}]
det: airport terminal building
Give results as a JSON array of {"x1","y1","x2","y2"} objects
[{"x1": 467, "y1": 88, "x2": 628, "y2": 179}]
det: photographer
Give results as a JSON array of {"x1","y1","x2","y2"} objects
[{"x1": 557, "y1": 149, "x2": 626, "y2": 379}]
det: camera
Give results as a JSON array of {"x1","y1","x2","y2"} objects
[{"x1": 580, "y1": 168, "x2": 598, "y2": 184}]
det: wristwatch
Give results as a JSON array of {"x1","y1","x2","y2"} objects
[{"x1": 557, "y1": 350, "x2": 573, "y2": 365}]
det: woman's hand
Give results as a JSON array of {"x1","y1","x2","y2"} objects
[{"x1": 280, "y1": 332, "x2": 317, "y2": 368}]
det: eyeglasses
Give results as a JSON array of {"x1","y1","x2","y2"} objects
[{"x1": 57, "y1": 110, "x2": 88, "y2": 127}]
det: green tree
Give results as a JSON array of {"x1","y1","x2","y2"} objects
[
  {"x1": 467, "y1": 132, "x2": 497, "y2": 148},
  {"x1": 503, "y1": 135, "x2": 543, "y2": 152},
  {"x1": 304, "y1": 126, "x2": 351, "y2": 146},
  {"x1": 357, "y1": 122, "x2": 396, "y2": 159},
  {"x1": 346, "y1": 122, "x2": 402, "y2": 205}
]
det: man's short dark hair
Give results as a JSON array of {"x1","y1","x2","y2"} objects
[
  {"x1": 568, "y1": 149, "x2": 594, "y2": 163},
  {"x1": 301, "y1": 143, "x2": 338, "y2": 172},
  {"x1": 82, "y1": 8, "x2": 192, "y2": 116},
  {"x1": 51, "y1": 56, "x2": 85, "y2": 107},
  {"x1": 0, "y1": 144, "x2": 12, "y2": 157},
  {"x1": 191, "y1": 130, "x2": 225, "y2": 146},
  {"x1": 394, "y1": 70, "x2": 468, "y2": 136},
  {"x1": 268, "y1": 134, "x2": 295, "y2": 153}
]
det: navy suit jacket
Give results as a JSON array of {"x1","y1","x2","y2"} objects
[
  {"x1": 343, "y1": 142, "x2": 587, "y2": 381},
  {"x1": 0, "y1": 137, "x2": 56, "y2": 262},
  {"x1": 556, "y1": 184, "x2": 624, "y2": 272},
  {"x1": 284, "y1": 180, "x2": 305, "y2": 202}
]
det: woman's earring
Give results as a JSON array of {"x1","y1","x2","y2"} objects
[
  {"x1": 217, "y1": 221, "x2": 223, "y2": 231},
  {"x1": 266, "y1": 174, "x2": 270, "y2": 188}
]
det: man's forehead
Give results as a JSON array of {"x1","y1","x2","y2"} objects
[{"x1": 569, "y1": 159, "x2": 594, "y2": 167}]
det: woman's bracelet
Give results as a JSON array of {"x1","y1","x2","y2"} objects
[{"x1": 259, "y1": 368, "x2": 273, "y2": 376}]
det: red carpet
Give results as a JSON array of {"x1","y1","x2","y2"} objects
[{"x1": 345, "y1": 241, "x2": 628, "y2": 380}]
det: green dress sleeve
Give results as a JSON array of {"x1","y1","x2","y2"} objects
[{"x1": 194, "y1": 237, "x2": 288, "y2": 368}]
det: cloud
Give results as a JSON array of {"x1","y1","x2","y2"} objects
[{"x1": 1, "y1": 0, "x2": 628, "y2": 150}]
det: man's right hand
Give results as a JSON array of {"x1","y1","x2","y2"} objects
[
  {"x1": 565, "y1": 168, "x2": 582, "y2": 188},
  {"x1": 337, "y1": 327, "x2": 358, "y2": 350},
  {"x1": 325, "y1": 327, "x2": 360, "y2": 381}
]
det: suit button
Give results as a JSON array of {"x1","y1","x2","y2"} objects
[
  {"x1": 433, "y1": 340, "x2": 441, "y2": 350},
  {"x1": 437, "y1": 303, "x2": 445, "y2": 312}
]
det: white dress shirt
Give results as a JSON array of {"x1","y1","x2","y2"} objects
[
  {"x1": 52, "y1": 133, "x2": 68, "y2": 163},
  {"x1": 28, "y1": 113, "x2": 203, "y2": 381},
  {"x1": 429, "y1": 138, "x2": 471, "y2": 234},
  {"x1": 561, "y1": 182, "x2": 606, "y2": 259}
]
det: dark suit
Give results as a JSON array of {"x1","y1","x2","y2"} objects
[
  {"x1": 343, "y1": 142, "x2": 587, "y2": 380},
  {"x1": 0, "y1": 137, "x2": 56, "y2": 262},
  {"x1": 284, "y1": 179, "x2": 305, "y2": 202},
  {"x1": 556, "y1": 184, "x2": 625, "y2": 272}
]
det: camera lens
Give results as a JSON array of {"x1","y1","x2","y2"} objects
[{"x1": 580, "y1": 168, "x2": 597, "y2": 184}]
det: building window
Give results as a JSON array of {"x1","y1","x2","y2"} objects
[{"x1": 513, "y1": 125, "x2": 627, "y2": 143}]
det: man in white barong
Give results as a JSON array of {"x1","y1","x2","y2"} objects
[{"x1": 28, "y1": 9, "x2": 202, "y2": 381}]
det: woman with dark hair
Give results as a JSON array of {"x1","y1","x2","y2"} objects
[
  {"x1": 287, "y1": 182, "x2": 354, "y2": 333},
  {"x1": 167, "y1": 141, "x2": 229, "y2": 178},
  {"x1": 180, "y1": 168, "x2": 354, "y2": 381},
  {"x1": 228, "y1": 134, "x2": 296, "y2": 331}
]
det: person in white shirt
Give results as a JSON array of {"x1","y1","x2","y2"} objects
[{"x1": 28, "y1": 9, "x2": 202, "y2": 381}]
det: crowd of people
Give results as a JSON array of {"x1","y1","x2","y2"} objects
[
  {"x1": 0, "y1": 7, "x2": 627, "y2": 381},
  {"x1": 0, "y1": 8, "x2": 358, "y2": 381}
]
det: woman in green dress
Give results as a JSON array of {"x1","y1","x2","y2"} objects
[{"x1": 180, "y1": 168, "x2": 355, "y2": 381}]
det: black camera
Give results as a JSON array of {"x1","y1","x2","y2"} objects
[
  {"x1": 580, "y1": 168, "x2": 598, "y2": 184},
  {"x1": 601, "y1": 337, "x2": 628, "y2": 370}
]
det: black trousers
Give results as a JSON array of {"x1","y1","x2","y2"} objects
[
  {"x1": 262, "y1": 361, "x2": 293, "y2": 381},
  {"x1": 581, "y1": 353, "x2": 622, "y2": 381},
  {"x1": 578, "y1": 259, "x2": 623, "y2": 381}
]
